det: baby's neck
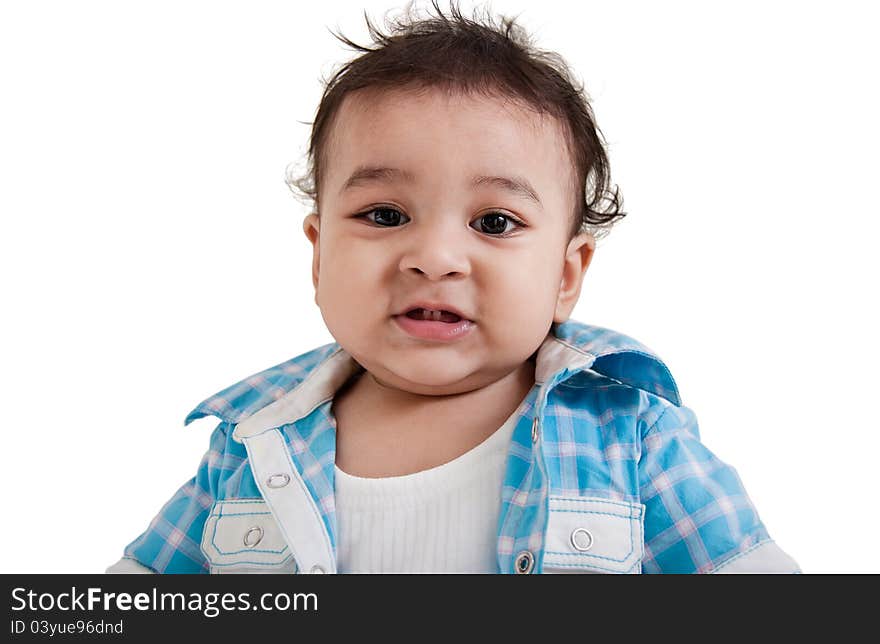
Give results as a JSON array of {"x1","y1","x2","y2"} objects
[
  {"x1": 332, "y1": 359, "x2": 536, "y2": 478},
  {"x1": 352, "y1": 359, "x2": 534, "y2": 419}
]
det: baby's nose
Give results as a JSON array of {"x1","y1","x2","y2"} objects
[{"x1": 398, "y1": 224, "x2": 471, "y2": 280}]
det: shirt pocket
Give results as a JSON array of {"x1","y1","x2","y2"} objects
[
  {"x1": 201, "y1": 499, "x2": 297, "y2": 574},
  {"x1": 542, "y1": 496, "x2": 645, "y2": 574}
]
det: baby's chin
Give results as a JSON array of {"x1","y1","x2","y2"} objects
[{"x1": 367, "y1": 361, "x2": 486, "y2": 396}]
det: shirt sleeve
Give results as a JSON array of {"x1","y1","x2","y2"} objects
[
  {"x1": 637, "y1": 398, "x2": 800, "y2": 574},
  {"x1": 107, "y1": 421, "x2": 231, "y2": 574}
]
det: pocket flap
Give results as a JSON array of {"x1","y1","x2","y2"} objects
[
  {"x1": 201, "y1": 499, "x2": 296, "y2": 572},
  {"x1": 543, "y1": 496, "x2": 645, "y2": 574}
]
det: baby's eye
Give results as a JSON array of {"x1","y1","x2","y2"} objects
[
  {"x1": 471, "y1": 212, "x2": 524, "y2": 236},
  {"x1": 358, "y1": 207, "x2": 411, "y2": 227},
  {"x1": 356, "y1": 207, "x2": 523, "y2": 236}
]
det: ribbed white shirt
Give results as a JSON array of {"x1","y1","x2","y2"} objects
[{"x1": 333, "y1": 406, "x2": 521, "y2": 573}]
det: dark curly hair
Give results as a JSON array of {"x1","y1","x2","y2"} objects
[{"x1": 286, "y1": 0, "x2": 625, "y2": 241}]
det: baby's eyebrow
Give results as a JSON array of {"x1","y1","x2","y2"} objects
[
  {"x1": 472, "y1": 175, "x2": 543, "y2": 209},
  {"x1": 339, "y1": 165, "x2": 543, "y2": 208},
  {"x1": 340, "y1": 166, "x2": 416, "y2": 193}
]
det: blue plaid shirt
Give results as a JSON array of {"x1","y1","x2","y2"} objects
[{"x1": 114, "y1": 319, "x2": 799, "y2": 574}]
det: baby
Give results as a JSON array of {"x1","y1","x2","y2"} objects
[{"x1": 107, "y1": 1, "x2": 799, "y2": 574}]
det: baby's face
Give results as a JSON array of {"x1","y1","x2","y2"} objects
[{"x1": 303, "y1": 87, "x2": 594, "y2": 396}]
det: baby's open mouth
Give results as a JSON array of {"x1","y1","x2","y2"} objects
[{"x1": 404, "y1": 308, "x2": 463, "y2": 323}]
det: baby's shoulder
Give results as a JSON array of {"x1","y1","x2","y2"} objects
[
  {"x1": 183, "y1": 341, "x2": 341, "y2": 427},
  {"x1": 549, "y1": 319, "x2": 681, "y2": 407}
]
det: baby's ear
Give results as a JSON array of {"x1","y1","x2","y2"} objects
[
  {"x1": 303, "y1": 212, "x2": 320, "y2": 243},
  {"x1": 554, "y1": 232, "x2": 596, "y2": 323},
  {"x1": 302, "y1": 213, "x2": 321, "y2": 292}
]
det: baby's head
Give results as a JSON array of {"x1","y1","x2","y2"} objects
[{"x1": 289, "y1": 1, "x2": 625, "y2": 396}]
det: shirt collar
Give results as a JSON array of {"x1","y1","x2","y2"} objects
[{"x1": 184, "y1": 319, "x2": 680, "y2": 439}]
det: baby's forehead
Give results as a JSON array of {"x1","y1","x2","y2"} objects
[
  {"x1": 326, "y1": 87, "x2": 574, "y2": 198},
  {"x1": 337, "y1": 86, "x2": 562, "y2": 137}
]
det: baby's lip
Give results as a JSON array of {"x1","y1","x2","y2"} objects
[{"x1": 395, "y1": 301, "x2": 473, "y2": 322}]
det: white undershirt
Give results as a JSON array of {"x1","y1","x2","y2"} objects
[{"x1": 333, "y1": 406, "x2": 520, "y2": 573}]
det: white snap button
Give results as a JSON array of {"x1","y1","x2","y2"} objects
[
  {"x1": 514, "y1": 550, "x2": 535, "y2": 574},
  {"x1": 243, "y1": 526, "x2": 264, "y2": 548},
  {"x1": 570, "y1": 527, "x2": 593, "y2": 552},
  {"x1": 531, "y1": 417, "x2": 539, "y2": 443},
  {"x1": 309, "y1": 565, "x2": 326, "y2": 574},
  {"x1": 266, "y1": 473, "x2": 291, "y2": 488}
]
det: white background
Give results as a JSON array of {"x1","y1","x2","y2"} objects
[{"x1": 2, "y1": 0, "x2": 877, "y2": 574}]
